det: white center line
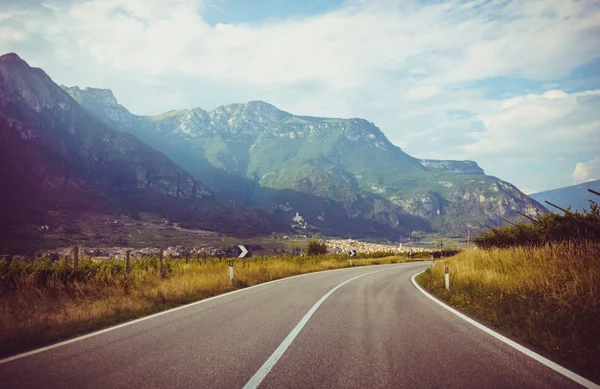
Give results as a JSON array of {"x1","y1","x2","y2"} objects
[
  {"x1": 0, "y1": 264, "x2": 400, "y2": 365},
  {"x1": 243, "y1": 267, "x2": 398, "y2": 389}
]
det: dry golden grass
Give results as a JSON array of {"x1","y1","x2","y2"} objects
[
  {"x1": 0, "y1": 254, "x2": 420, "y2": 358},
  {"x1": 417, "y1": 241, "x2": 600, "y2": 381}
]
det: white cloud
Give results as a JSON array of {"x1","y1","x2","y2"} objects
[
  {"x1": 5, "y1": 0, "x2": 598, "y2": 90},
  {"x1": 405, "y1": 85, "x2": 442, "y2": 101},
  {"x1": 462, "y1": 90, "x2": 599, "y2": 156},
  {"x1": 396, "y1": 88, "x2": 600, "y2": 191},
  {"x1": 573, "y1": 157, "x2": 600, "y2": 184}
]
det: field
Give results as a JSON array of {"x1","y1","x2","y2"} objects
[
  {"x1": 416, "y1": 241, "x2": 600, "y2": 381},
  {"x1": 0, "y1": 252, "x2": 427, "y2": 358}
]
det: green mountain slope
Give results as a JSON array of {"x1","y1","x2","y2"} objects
[{"x1": 63, "y1": 86, "x2": 547, "y2": 237}]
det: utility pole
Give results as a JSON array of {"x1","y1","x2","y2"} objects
[{"x1": 439, "y1": 240, "x2": 444, "y2": 258}]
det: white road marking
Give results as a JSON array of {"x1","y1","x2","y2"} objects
[
  {"x1": 411, "y1": 270, "x2": 600, "y2": 389},
  {"x1": 243, "y1": 267, "x2": 397, "y2": 389},
  {"x1": 0, "y1": 262, "x2": 419, "y2": 365}
]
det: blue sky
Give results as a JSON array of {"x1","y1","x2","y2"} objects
[
  {"x1": 1, "y1": 0, "x2": 599, "y2": 193},
  {"x1": 202, "y1": 0, "x2": 345, "y2": 26}
]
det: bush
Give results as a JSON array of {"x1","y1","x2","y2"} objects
[
  {"x1": 474, "y1": 200, "x2": 600, "y2": 249},
  {"x1": 307, "y1": 240, "x2": 328, "y2": 256}
]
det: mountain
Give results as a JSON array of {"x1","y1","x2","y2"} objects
[
  {"x1": 0, "y1": 53, "x2": 279, "y2": 245},
  {"x1": 63, "y1": 86, "x2": 547, "y2": 236},
  {"x1": 530, "y1": 180, "x2": 600, "y2": 213}
]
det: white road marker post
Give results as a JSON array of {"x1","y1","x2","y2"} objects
[
  {"x1": 444, "y1": 265, "x2": 450, "y2": 291},
  {"x1": 229, "y1": 259, "x2": 234, "y2": 284}
]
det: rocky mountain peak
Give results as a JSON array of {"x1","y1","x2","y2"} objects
[
  {"x1": 211, "y1": 100, "x2": 291, "y2": 125},
  {"x1": 420, "y1": 159, "x2": 485, "y2": 175},
  {"x1": 244, "y1": 100, "x2": 285, "y2": 113},
  {"x1": 0, "y1": 52, "x2": 73, "y2": 112},
  {"x1": 61, "y1": 86, "x2": 119, "y2": 107},
  {"x1": 0, "y1": 52, "x2": 24, "y2": 63}
]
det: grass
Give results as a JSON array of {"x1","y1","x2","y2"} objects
[
  {"x1": 416, "y1": 241, "x2": 600, "y2": 382},
  {"x1": 0, "y1": 253, "x2": 426, "y2": 358}
]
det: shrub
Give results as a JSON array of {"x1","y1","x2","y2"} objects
[
  {"x1": 474, "y1": 200, "x2": 600, "y2": 249},
  {"x1": 307, "y1": 240, "x2": 328, "y2": 256}
]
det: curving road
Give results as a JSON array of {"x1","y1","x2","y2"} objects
[{"x1": 0, "y1": 262, "x2": 588, "y2": 388}]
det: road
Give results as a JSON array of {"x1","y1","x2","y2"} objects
[{"x1": 0, "y1": 262, "x2": 586, "y2": 388}]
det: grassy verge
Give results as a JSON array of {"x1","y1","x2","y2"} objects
[
  {"x1": 416, "y1": 241, "x2": 600, "y2": 382},
  {"x1": 0, "y1": 254, "x2": 425, "y2": 358}
]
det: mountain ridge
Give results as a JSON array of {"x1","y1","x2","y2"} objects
[{"x1": 62, "y1": 83, "x2": 547, "y2": 236}]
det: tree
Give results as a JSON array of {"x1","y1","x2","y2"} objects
[{"x1": 307, "y1": 240, "x2": 328, "y2": 256}]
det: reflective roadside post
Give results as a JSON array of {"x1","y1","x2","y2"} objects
[{"x1": 445, "y1": 266, "x2": 450, "y2": 291}]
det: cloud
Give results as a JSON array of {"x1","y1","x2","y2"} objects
[
  {"x1": 462, "y1": 90, "x2": 600, "y2": 158},
  {"x1": 0, "y1": 0, "x2": 599, "y2": 193},
  {"x1": 573, "y1": 157, "x2": 600, "y2": 184},
  {"x1": 5, "y1": 0, "x2": 599, "y2": 90},
  {"x1": 405, "y1": 85, "x2": 442, "y2": 100},
  {"x1": 395, "y1": 88, "x2": 600, "y2": 192}
]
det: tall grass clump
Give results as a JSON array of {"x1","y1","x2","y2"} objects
[
  {"x1": 417, "y1": 240, "x2": 600, "y2": 380},
  {"x1": 0, "y1": 252, "x2": 423, "y2": 358}
]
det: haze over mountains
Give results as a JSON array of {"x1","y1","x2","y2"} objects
[{"x1": 1, "y1": 53, "x2": 547, "y2": 244}]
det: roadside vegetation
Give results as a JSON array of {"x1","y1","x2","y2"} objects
[
  {"x1": 307, "y1": 240, "x2": 328, "y2": 255},
  {"x1": 417, "y1": 201, "x2": 600, "y2": 381},
  {"x1": 0, "y1": 251, "x2": 428, "y2": 358},
  {"x1": 474, "y1": 200, "x2": 600, "y2": 248}
]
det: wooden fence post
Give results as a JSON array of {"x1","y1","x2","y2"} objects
[
  {"x1": 159, "y1": 248, "x2": 164, "y2": 271},
  {"x1": 126, "y1": 250, "x2": 131, "y2": 273},
  {"x1": 73, "y1": 246, "x2": 79, "y2": 272}
]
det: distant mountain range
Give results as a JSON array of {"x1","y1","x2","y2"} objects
[
  {"x1": 0, "y1": 52, "x2": 547, "y2": 244},
  {"x1": 62, "y1": 83, "x2": 545, "y2": 237},
  {"x1": 530, "y1": 180, "x2": 600, "y2": 213}
]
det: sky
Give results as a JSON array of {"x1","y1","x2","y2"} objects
[{"x1": 1, "y1": 0, "x2": 599, "y2": 194}]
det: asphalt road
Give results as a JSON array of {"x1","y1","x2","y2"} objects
[{"x1": 0, "y1": 262, "x2": 585, "y2": 388}]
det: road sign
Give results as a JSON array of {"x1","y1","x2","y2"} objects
[
  {"x1": 238, "y1": 245, "x2": 248, "y2": 258},
  {"x1": 350, "y1": 250, "x2": 356, "y2": 257}
]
